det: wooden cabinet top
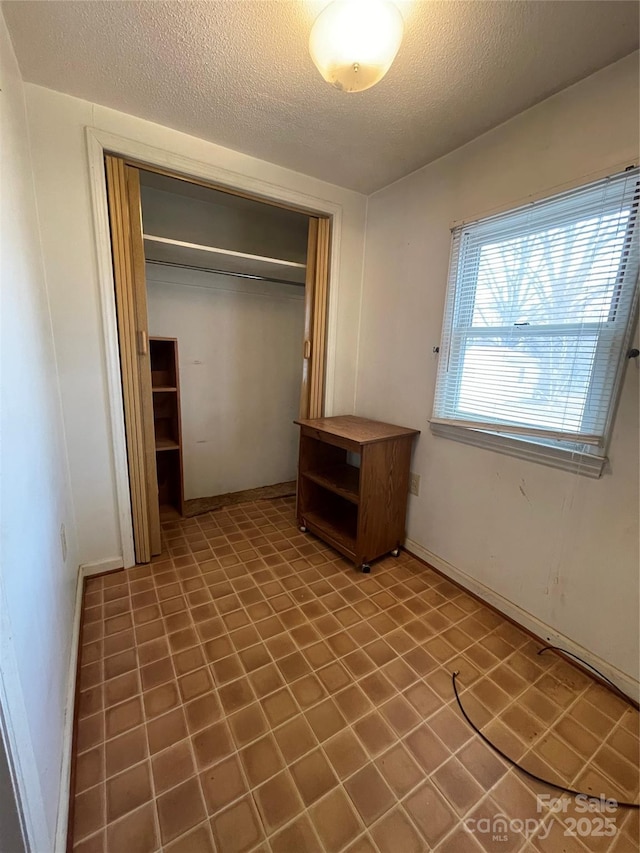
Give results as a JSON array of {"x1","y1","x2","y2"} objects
[{"x1": 294, "y1": 415, "x2": 420, "y2": 446}]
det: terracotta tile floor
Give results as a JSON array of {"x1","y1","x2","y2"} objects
[{"x1": 72, "y1": 497, "x2": 639, "y2": 852}]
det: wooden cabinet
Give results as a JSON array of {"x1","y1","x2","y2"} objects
[
  {"x1": 151, "y1": 337, "x2": 184, "y2": 516},
  {"x1": 294, "y1": 416, "x2": 419, "y2": 572}
]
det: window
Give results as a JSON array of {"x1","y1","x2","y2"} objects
[{"x1": 431, "y1": 168, "x2": 639, "y2": 477}]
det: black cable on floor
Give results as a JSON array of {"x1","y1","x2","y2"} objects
[
  {"x1": 451, "y1": 671, "x2": 639, "y2": 810},
  {"x1": 537, "y1": 645, "x2": 636, "y2": 707}
]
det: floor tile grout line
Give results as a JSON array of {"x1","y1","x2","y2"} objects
[
  {"x1": 79, "y1": 588, "x2": 632, "y2": 788},
  {"x1": 81, "y1": 584, "x2": 624, "y2": 724},
  {"x1": 76, "y1": 501, "x2": 638, "y2": 852},
  {"x1": 92, "y1": 689, "x2": 476, "y2": 829}
]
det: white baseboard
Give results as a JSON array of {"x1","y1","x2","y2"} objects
[
  {"x1": 53, "y1": 566, "x2": 85, "y2": 853},
  {"x1": 405, "y1": 538, "x2": 640, "y2": 703},
  {"x1": 80, "y1": 557, "x2": 124, "y2": 577},
  {"x1": 53, "y1": 557, "x2": 123, "y2": 852},
  {"x1": 54, "y1": 558, "x2": 125, "y2": 850}
]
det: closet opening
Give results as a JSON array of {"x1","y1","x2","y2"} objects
[{"x1": 105, "y1": 156, "x2": 331, "y2": 564}]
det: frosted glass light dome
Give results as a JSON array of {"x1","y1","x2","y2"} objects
[{"x1": 309, "y1": 0, "x2": 404, "y2": 93}]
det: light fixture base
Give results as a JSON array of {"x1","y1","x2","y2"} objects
[{"x1": 309, "y1": 0, "x2": 404, "y2": 93}]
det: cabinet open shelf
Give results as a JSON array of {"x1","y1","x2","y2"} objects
[
  {"x1": 304, "y1": 506, "x2": 357, "y2": 556},
  {"x1": 302, "y1": 463, "x2": 360, "y2": 504},
  {"x1": 152, "y1": 386, "x2": 177, "y2": 392}
]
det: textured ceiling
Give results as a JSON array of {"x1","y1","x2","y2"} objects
[{"x1": 3, "y1": 0, "x2": 639, "y2": 193}]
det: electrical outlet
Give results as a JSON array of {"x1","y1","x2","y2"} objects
[
  {"x1": 60, "y1": 523, "x2": 67, "y2": 561},
  {"x1": 409, "y1": 472, "x2": 420, "y2": 496}
]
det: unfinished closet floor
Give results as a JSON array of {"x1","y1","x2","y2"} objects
[{"x1": 72, "y1": 498, "x2": 639, "y2": 853}]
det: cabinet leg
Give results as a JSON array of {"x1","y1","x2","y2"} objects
[
  {"x1": 391, "y1": 548, "x2": 400, "y2": 557},
  {"x1": 360, "y1": 564, "x2": 371, "y2": 574},
  {"x1": 299, "y1": 525, "x2": 307, "y2": 533}
]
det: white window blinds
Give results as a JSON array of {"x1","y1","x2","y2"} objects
[{"x1": 432, "y1": 168, "x2": 639, "y2": 453}]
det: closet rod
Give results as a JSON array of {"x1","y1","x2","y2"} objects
[{"x1": 145, "y1": 258, "x2": 304, "y2": 287}]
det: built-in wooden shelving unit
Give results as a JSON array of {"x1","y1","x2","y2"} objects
[{"x1": 150, "y1": 337, "x2": 184, "y2": 515}]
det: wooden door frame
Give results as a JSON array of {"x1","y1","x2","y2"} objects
[{"x1": 87, "y1": 128, "x2": 342, "y2": 568}]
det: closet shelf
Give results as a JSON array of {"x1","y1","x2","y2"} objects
[
  {"x1": 152, "y1": 386, "x2": 177, "y2": 392},
  {"x1": 143, "y1": 234, "x2": 306, "y2": 285},
  {"x1": 155, "y1": 438, "x2": 180, "y2": 452}
]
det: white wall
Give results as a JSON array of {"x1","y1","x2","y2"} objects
[
  {"x1": 23, "y1": 84, "x2": 367, "y2": 568},
  {"x1": 146, "y1": 265, "x2": 305, "y2": 500},
  {"x1": 0, "y1": 13, "x2": 79, "y2": 851},
  {"x1": 356, "y1": 53, "x2": 640, "y2": 689},
  {"x1": 140, "y1": 183, "x2": 309, "y2": 265}
]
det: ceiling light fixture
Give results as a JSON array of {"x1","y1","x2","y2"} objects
[{"x1": 309, "y1": 0, "x2": 404, "y2": 93}]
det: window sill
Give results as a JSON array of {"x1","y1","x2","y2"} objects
[{"x1": 429, "y1": 421, "x2": 607, "y2": 478}]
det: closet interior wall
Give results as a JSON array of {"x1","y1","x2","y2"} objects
[{"x1": 139, "y1": 171, "x2": 312, "y2": 513}]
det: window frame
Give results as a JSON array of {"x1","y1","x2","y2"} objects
[{"x1": 431, "y1": 168, "x2": 639, "y2": 478}]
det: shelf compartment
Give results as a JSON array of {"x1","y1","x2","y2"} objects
[
  {"x1": 299, "y1": 434, "x2": 358, "y2": 476},
  {"x1": 304, "y1": 506, "x2": 357, "y2": 557},
  {"x1": 154, "y1": 411, "x2": 178, "y2": 443},
  {"x1": 298, "y1": 478, "x2": 358, "y2": 559},
  {"x1": 150, "y1": 338, "x2": 178, "y2": 387},
  {"x1": 156, "y1": 448, "x2": 182, "y2": 508},
  {"x1": 302, "y1": 464, "x2": 360, "y2": 504}
]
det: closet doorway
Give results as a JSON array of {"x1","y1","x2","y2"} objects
[{"x1": 105, "y1": 156, "x2": 331, "y2": 564}]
